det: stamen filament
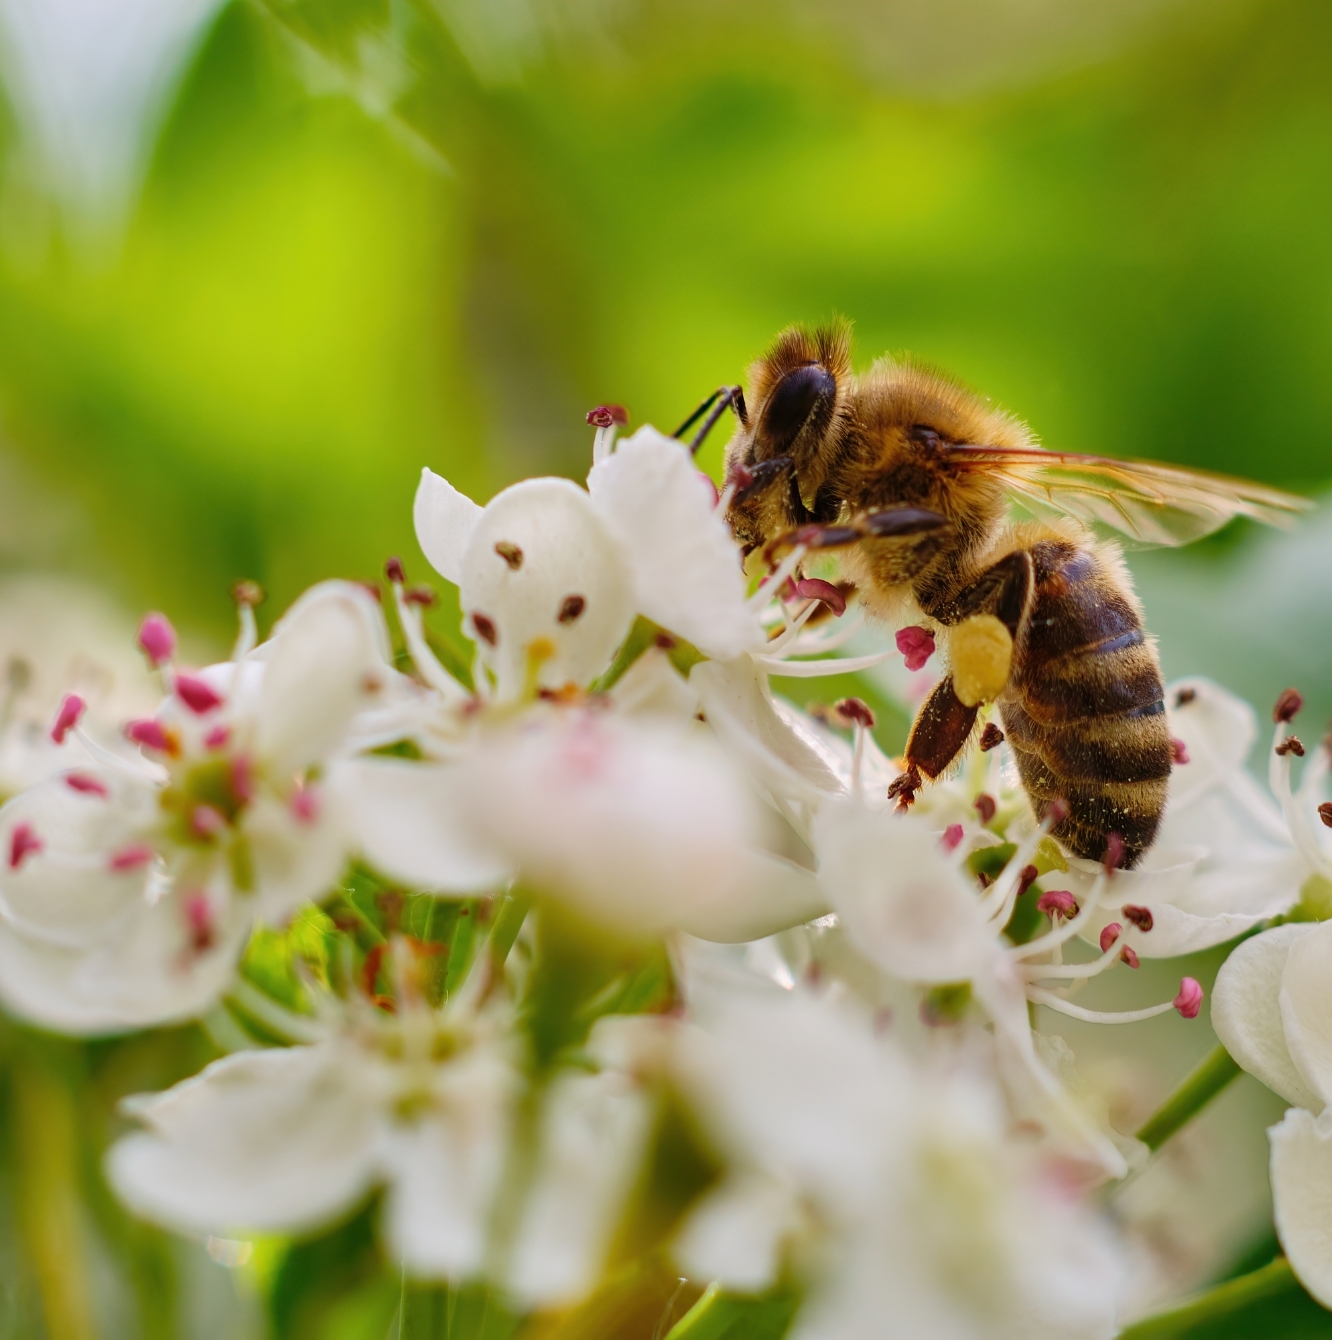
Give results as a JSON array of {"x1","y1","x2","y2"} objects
[
  {"x1": 789, "y1": 607, "x2": 866, "y2": 657},
  {"x1": 1270, "y1": 722, "x2": 1332, "y2": 881},
  {"x1": 1020, "y1": 937, "x2": 1123, "y2": 981},
  {"x1": 232, "y1": 603, "x2": 258, "y2": 661},
  {"x1": 391, "y1": 584, "x2": 469, "y2": 706},
  {"x1": 752, "y1": 647, "x2": 900, "y2": 678},
  {"x1": 764, "y1": 599, "x2": 821, "y2": 656},
  {"x1": 748, "y1": 546, "x2": 808, "y2": 612},
  {"x1": 1024, "y1": 987, "x2": 1177, "y2": 1024},
  {"x1": 982, "y1": 821, "x2": 1051, "y2": 922},
  {"x1": 72, "y1": 727, "x2": 165, "y2": 784}
]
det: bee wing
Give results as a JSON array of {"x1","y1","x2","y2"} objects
[{"x1": 945, "y1": 446, "x2": 1312, "y2": 546}]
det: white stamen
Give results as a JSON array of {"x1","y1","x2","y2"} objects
[
  {"x1": 73, "y1": 727, "x2": 166, "y2": 784},
  {"x1": 764, "y1": 599, "x2": 821, "y2": 656},
  {"x1": 1020, "y1": 935, "x2": 1124, "y2": 982},
  {"x1": 391, "y1": 585, "x2": 470, "y2": 707},
  {"x1": 1270, "y1": 722, "x2": 1332, "y2": 881},
  {"x1": 748, "y1": 546, "x2": 808, "y2": 612},
  {"x1": 232, "y1": 603, "x2": 258, "y2": 661},
  {"x1": 752, "y1": 647, "x2": 900, "y2": 678},
  {"x1": 1024, "y1": 987, "x2": 1177, "y2": 1025},
  {"x1": 788, "y1": 606, "x2": 866, "y2": 657},
  {"x1": 982, "y1": 821, "x2": 1051, "y2": 924}
]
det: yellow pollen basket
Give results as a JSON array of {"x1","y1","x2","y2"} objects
[{"x1": 950, "y1": 615, "x2": 1013, "y2": 707}]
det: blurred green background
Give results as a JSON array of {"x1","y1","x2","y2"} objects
[{"x1": 1, "y1": 0, "x2": 1332, "y2": 1335}]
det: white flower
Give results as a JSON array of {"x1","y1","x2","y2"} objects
[
  {"x1": 674, "y1": 987, "x2": 1126, "y2": 1340},
  {"x1": 1061, "y1": 679, "x2": 1306, "y2": 957},
  {"x1": 810, "y1": 796, "x2": 1198, "y2": 1180},
  {"x1": 390, "y1": 428, "x2": 828, "y2": 941},
  {"x1": 0, "y1": 573, "x2": 158, "y2": 799},
  {"x1": 341, "y1": 706, "x2": 826, "y2": 942},
  {"x1": 413, "y1": 425, "x2": 763, "y2": 688},
  {"x1": 108, "y1": 951, "x2": 652, "y2": 1305},
  {"x1": 0, "y1": 581, "x2": 410, "y2": 1032}
]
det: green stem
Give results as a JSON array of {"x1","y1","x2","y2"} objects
[
  {"x1": 1119, "y1": 1258, "x2": 1296, "y2": 1338},
  {"x1": 663, "y1": 1284, "x2": 724, "y2": 1340},
  {"x1": 488, "y1": 891, "x2": 531, "y2": 973},
  {"x1": 1135, "y1": 1044, "x2": 1241, "y2": 1152}
]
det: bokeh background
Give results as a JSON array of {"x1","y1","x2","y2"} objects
[{"x1": 0, "y1": 0, "x2": 1331, "y2": 1336}]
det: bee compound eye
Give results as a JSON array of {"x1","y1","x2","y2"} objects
[
  {"x1": 761, "y1": 362, "x2": 837, "y2": 451},
  {"x1": 908, "y1": 424, "x2": 942, "y2": 448}
]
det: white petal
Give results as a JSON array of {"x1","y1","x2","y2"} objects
[
  {"x1": 460, "y1": 479, "x2": 635, "y2": 701},
  {"x1": 506, "y1": 1068, "x2": 653, "y2": 1306},
  {"x1": 587, "y1": 428, "x2": 763, "y2": 659},
  {"x1": 608, "y1": 647, "x2": 698, "y2": 721},
  {"x1": 0, "y1": 772, "x2": 158, "y2": 949},
  {"x1": 245, "y1": 792, "x2": 350, "y2": 924},
  {"x1": 414, "y1": 468, "x2": 484, "y2": 586},
  {"x1": 1212, "y1": 922, "x2": 1321, "y2": 1110},
  {"x1": 691, "y1": 657, "x2": 842, "y2": 802},
  {"x1": 678, "y1": 851, "x2": 828, "y2": 944},
  {"x1": 256, "y1": 582, "x2": 394, "y2": 776},
  {"x1": 815, "y1": 800, "x2": 993, "y2": 984},
  {"x1": 107, "y1": 1043, "x2": 381, "y2": 1236},
  {"x1": 1272, "y1": 1107, "x2": 1332, "y2": 1310},
  {"x1": 1280, "y1": 919, "x2": 1332, "y2": 1108},
  {"x1": 0, "y1": 889, "x2": 245, "y2": 1034},
  {"x1": 380, "y1": 1042, "x2": 517, "y2": 1279},
  {"x1": 455, "y1": 710, "x2": 768, "y2": 937},
  {"x1": 674, "y1": 1174, "x2": 801, "y2": 1293},
  {"x1": 327, "y1": 758, "x2": 512, "y2": 895}
]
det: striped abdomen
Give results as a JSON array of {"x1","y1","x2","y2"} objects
[{"x1": 998, "y1": 539, "x2": 1170, "y2": 867}]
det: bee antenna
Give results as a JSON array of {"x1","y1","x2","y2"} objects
[{"x1": 673, "y1": 385, "x2": 748, "y2": 454}]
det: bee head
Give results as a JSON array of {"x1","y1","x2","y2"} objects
[{"x1": 723, "y1": 321, "x2": 855, "y2": 547}]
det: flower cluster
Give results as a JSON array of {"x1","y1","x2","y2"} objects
[{"x1": 0, "y1": 415, "x2": 1322, "y2": 1336}]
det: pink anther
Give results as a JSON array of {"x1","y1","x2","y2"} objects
[
  {"x1": 1174, "y1": 977, "x2": 1204, "y2": 1019},
  {"x1": 50, "y1": 693, "x2": 86, "y2": 744},
  {"x1": 1169, "y1": 737, "x2": 1190, "y2": 765},
  {"x1": 204, "y1": 725, "x2": 230, "y2": 750},
  {"x1": 795, "y1": 578, "x2": 846, "y2": 616},
  {"x1": 1099, "y1": 923, "x2": 1123, "y2": 953},
  {"x1": 109, "y1": 844, "x2": 154, "y2": 872},
  {"x1": 174, "y1": 674, "x2": 222, "y2": 714},
  {"x1": 974, "y1": 793, "x2": 997, "y2": 824},
  {"x1": 137, "y1": 612, "x2": 177, "y2": 666},
  {"x1": 291, "y1": 785, "x2": 319, "y2": 825},
  {"x1": 586, "y1": 405, "x2": 628, "y2": 428},
  {"x1": 835, "y1": 697, "x2": 876, "y2": 728},
  {"x1": 64, "y1": 773, "x2": 108, "y2": 798},
  {"x1": 190, "y1": 806, "x2": 226, "y2": 839},
  {"x1": 1037, "y1": 890, "x2": 1077, "y2": 918},
  {"x1": 386, "y1": 556, "x2": 406, "y2": 583},
  {"x1": 941, "y1": 823, "x2": 964, "y2": 852},
  {"x1": 183, "y1": 891, "x2": 215, "y2": 953},
  {"x1": 230, "y1": 755, "x2": 255, "y2": 805},
  {"x1": 895, "y1": 625, "x2": 935, "y2": 672},
  {"x1": 8, "y1": 823, "x2": 41, "y2": 870},
  {"x1": 126, "y1": 718, "x2": 172, "y2": 753}
]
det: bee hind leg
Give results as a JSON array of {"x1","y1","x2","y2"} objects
[{"x1": 893, "y1": 675, "x2": 980, "y2": 808}]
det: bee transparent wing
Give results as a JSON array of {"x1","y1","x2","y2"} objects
[{"x1": 946, "y1": 446, "x2": 1312, "y2": 546}]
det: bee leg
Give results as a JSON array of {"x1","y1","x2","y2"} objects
[
  {"x1": 898, "y1": 676, "x2": 979, "y2": 807},
  {"x1": 673, "y1": 385, "x2": 748, "y2": 454}
]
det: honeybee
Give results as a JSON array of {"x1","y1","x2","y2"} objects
[{"x1": 691, "y1": 322, "x2": 1309, "y2": 867}]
